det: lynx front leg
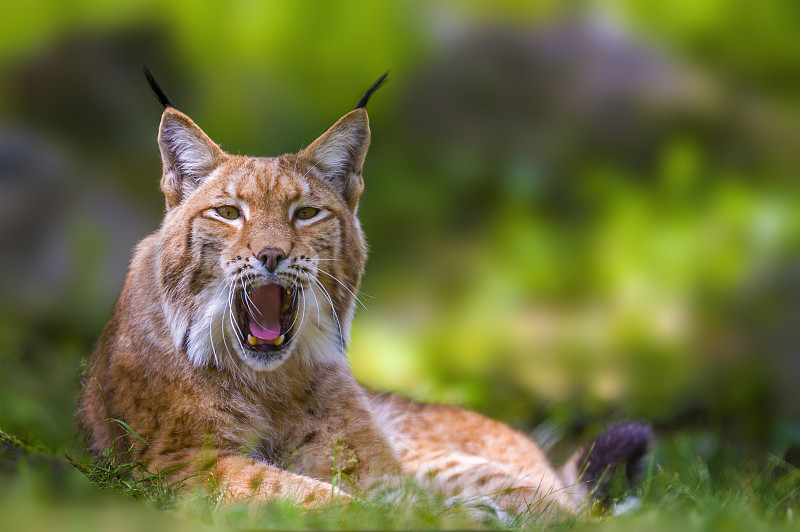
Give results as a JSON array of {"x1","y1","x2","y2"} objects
[{"x1": 192, "y1": 452, "x2": 350, "y2": 508}]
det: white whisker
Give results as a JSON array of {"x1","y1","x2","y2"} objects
[
  {"x1": 306, "y1": 275, "x2": 322, "y2": 327},
  {"x1": 241, "y1": 277, "x2": 260, "y2": 318},
  {"x1": 307, "y1": 272, "x2": 345, "y2": 357},
  {"x1": 311, "y1": 260, "x2": 376, "y2": 298},
  {"x1": 296, "y1": 283, "x2": 308, "y2": 340},
  {"x1": 317, "y1": 268, "x2": 371, "y2": 314},
  {"x1": 286, "y1": 280, "x2": 302, "y2": 334},
  {"x1": 220, "y1": 279, "x2": 235, "y2": 361},
  {"x1": 227, "y1": 279, "x2": 246, "y2": 355},
  {"x1": 206, "y1": 278, "x2": 230, "y2": 368}
]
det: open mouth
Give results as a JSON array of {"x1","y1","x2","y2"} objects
[{"x1": 235, "y1": 283, "x2": 299, "y2": 355}]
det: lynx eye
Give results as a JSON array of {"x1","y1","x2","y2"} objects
[
  {"x1": 295, "y1": 207, "x2": 320, "y2": 221},
  {"x1": 215, "y1": 205, "x2": 240, "y2": 220}
]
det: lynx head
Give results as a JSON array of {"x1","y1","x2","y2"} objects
[{"x1": 151, "y1": 75, "x2": 385, "y2": 372}]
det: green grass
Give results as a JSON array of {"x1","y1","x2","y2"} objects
[{"x1": 4, "y1": 425, "x2": 800, "y2": 531}]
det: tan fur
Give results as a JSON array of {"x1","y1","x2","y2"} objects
[{"x1": 76, "y1": 104, "x2": 586, "y2": 514}]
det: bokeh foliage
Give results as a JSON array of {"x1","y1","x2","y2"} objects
[{"x1": 1, "y1": 0, "x2": 799, "y2": 507}]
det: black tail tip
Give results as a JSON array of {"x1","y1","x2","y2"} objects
[
  {"x1": 580, "y1": 421, "x2": 654, "y2": 496},
  {"x1": 143, "y1": 65, "x2": 176, "y2": 110},
  {"x1": 356, "y1": 71, "x2": 389, "y2": 110}
]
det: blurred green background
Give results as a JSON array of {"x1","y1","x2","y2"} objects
[{"x1": 1, "y1": 0, "x2": 799, "y2": 472}]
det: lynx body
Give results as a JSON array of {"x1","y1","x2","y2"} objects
[{"x1": 77, "y1": 77, "x2": 648, "y2": 513}]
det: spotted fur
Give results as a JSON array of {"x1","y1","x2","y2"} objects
[{"x1": 76, "y1": 90, "x2": 648, "y2": 514}]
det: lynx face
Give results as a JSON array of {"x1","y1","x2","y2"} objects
[{"x1": 155, "y1": 108, "x2": 369, "y2": 372}]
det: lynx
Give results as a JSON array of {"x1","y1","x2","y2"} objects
[{"x1": 76, "y1": 71, "x2": 650, "y2": 514}]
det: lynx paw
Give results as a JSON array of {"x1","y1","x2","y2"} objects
[
  {"x1": 299, "y1": 482, "x2": 352, "y2": 508},
  {"x1": 445, "y1": 495, "x2": 509, "y2": 525}
]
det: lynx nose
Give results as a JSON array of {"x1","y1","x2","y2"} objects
[{"x1": 257, "y1": 247, "x2": 286, "y2": 273}]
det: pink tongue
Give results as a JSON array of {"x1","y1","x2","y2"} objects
[{"x1": 247, "y1": 284, "x2": 282, "y2": 340}]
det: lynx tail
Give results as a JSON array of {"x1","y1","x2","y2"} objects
[{"x1": 580, "y1": 421, "x2": 654, "y2": 498}]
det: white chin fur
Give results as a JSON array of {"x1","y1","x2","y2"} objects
[
  {"x1": 237, "y1": 347, "x2": 293, "y2": 372},
  {"x1": 182, "y1": 283, "x2": 233, "y2": 367}
]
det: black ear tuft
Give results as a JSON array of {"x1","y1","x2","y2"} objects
[
  {"x1": 143, "y1": 66, "x2": 176, "y2": 110},
  {"x1": 355, "y1": 72, "x2": 389, "y2": 109},
  {"x1": 580, "y1": 421, "x2": 654, "y2": 498}
]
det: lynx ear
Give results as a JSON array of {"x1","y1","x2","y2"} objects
[
  {"x1": 158, "y1": 108, "x2": 227, "y2": 208},
  {"x1": 300, "y1": 109, "x2": 370, "y2": 211}
]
